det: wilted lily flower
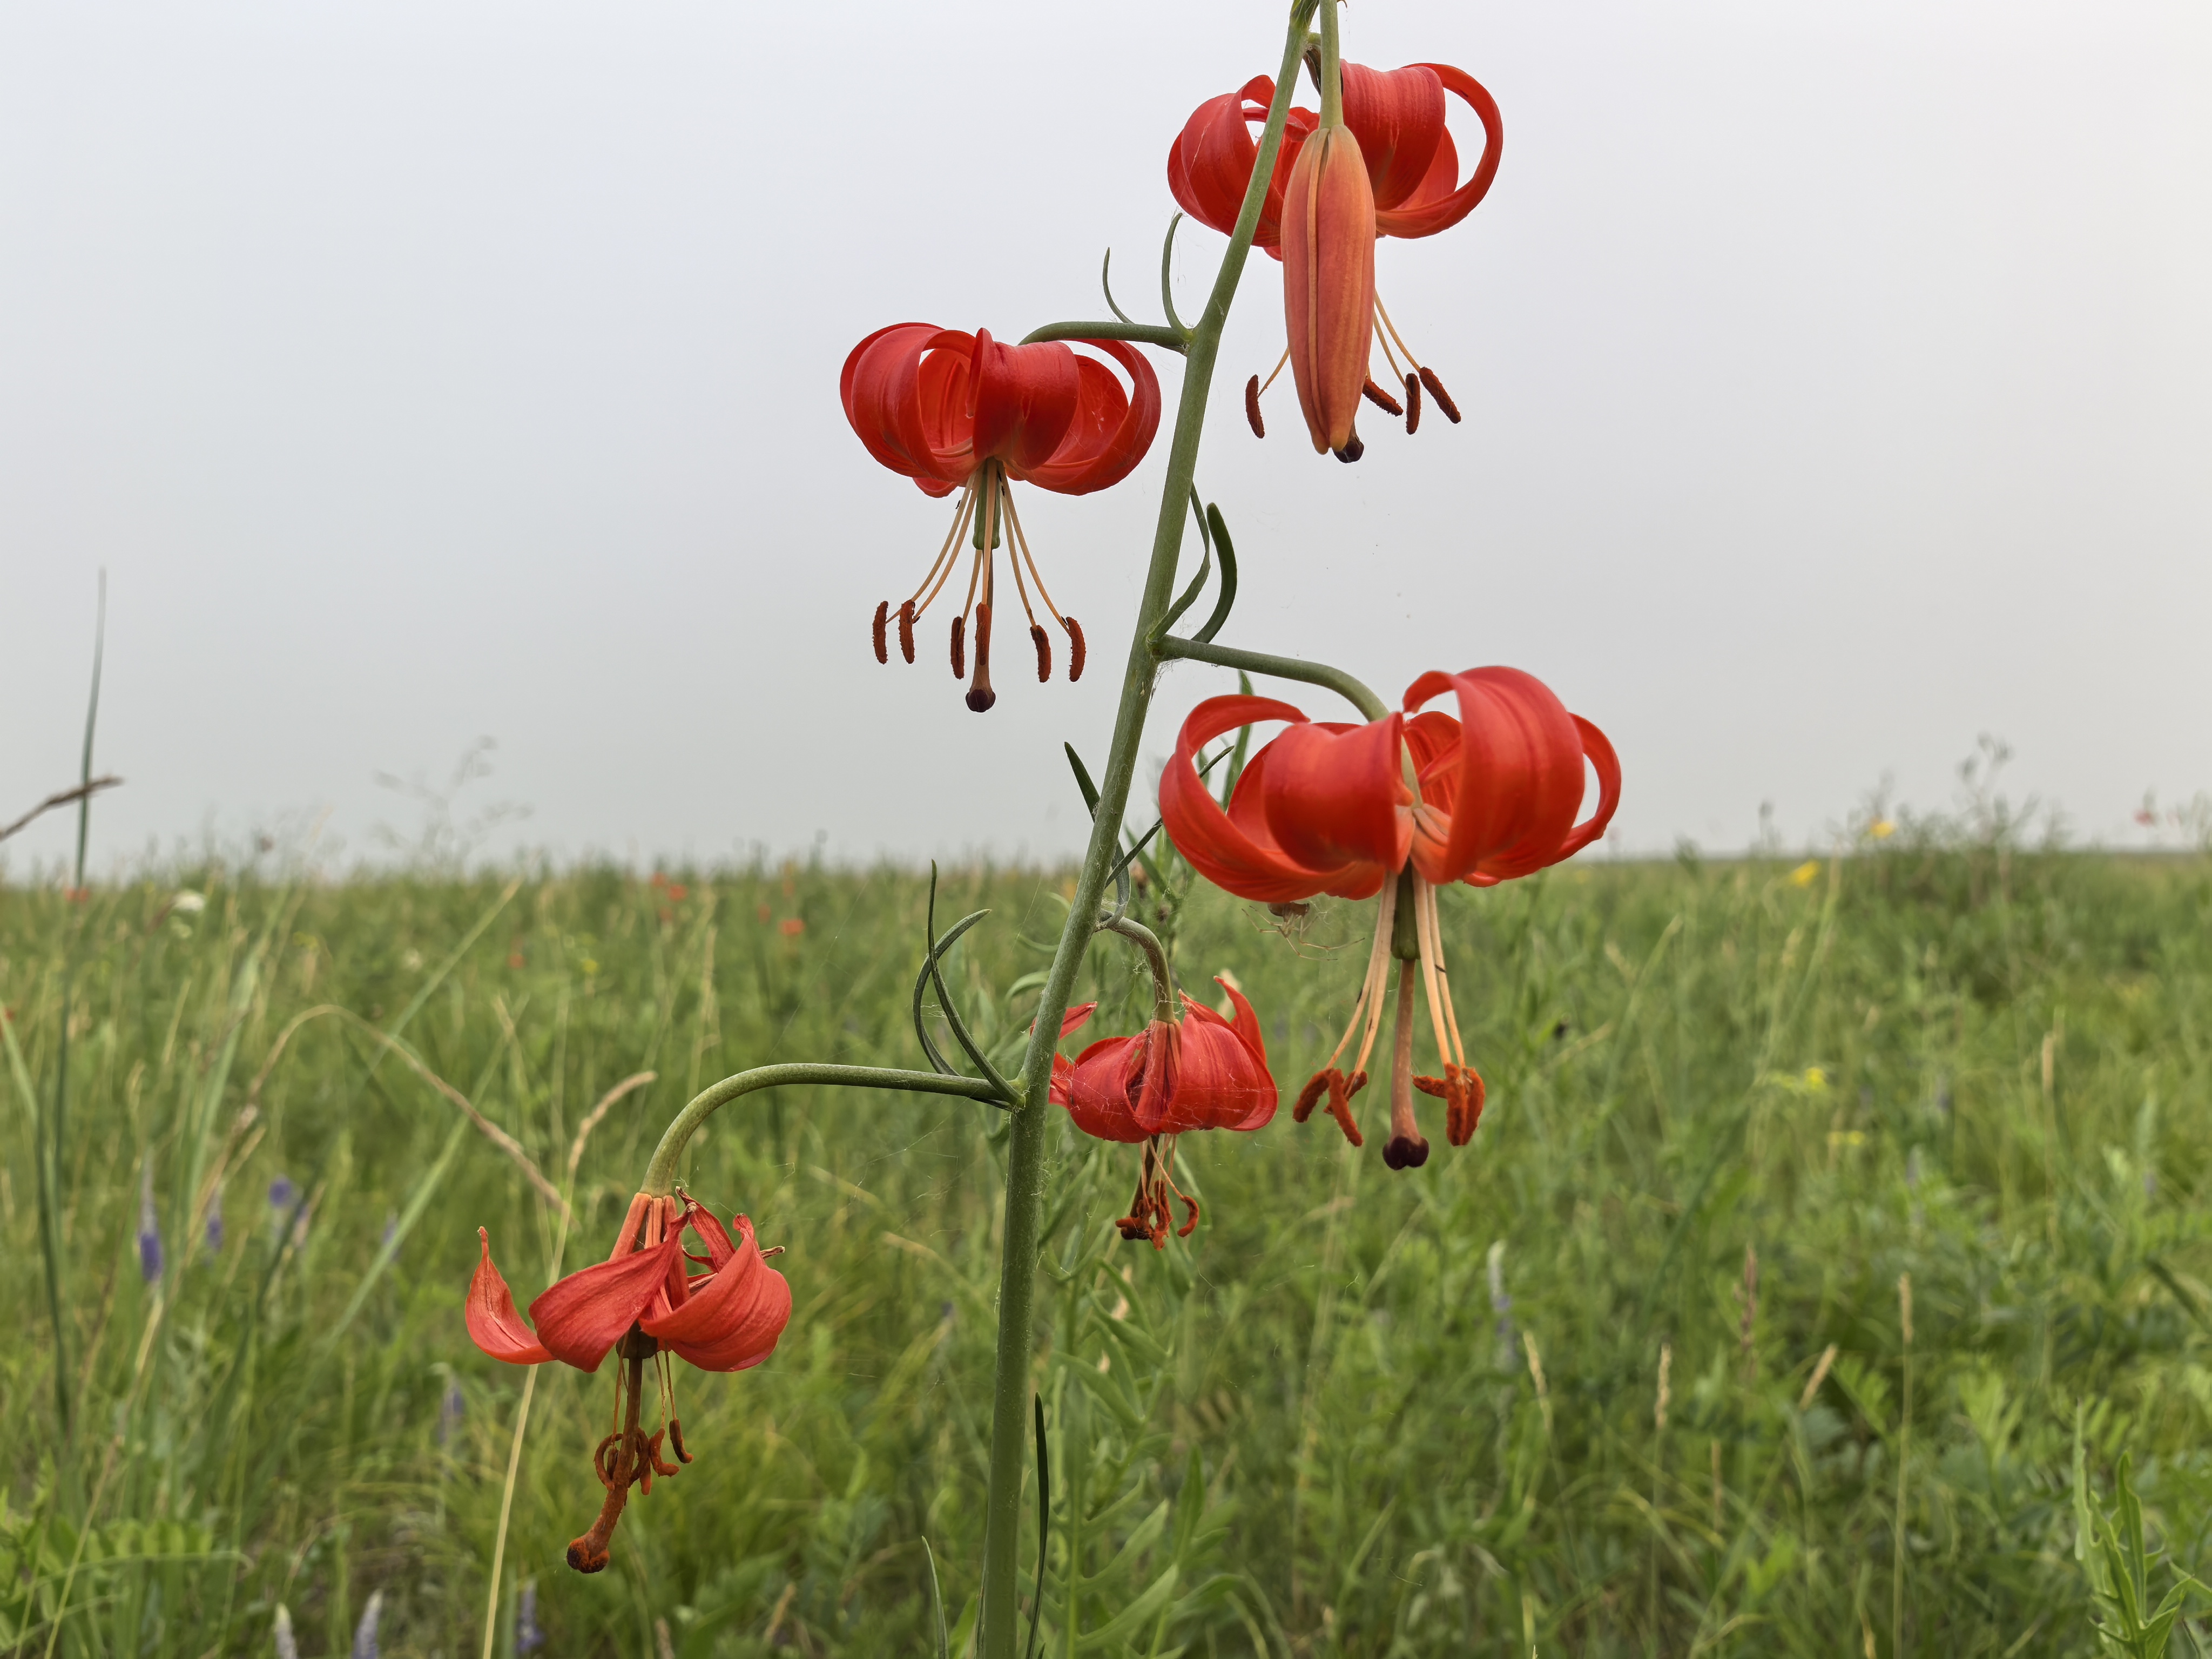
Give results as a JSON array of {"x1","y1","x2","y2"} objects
[
  {"x1": 467, "y1": 1192, "x2": 791, "y2": 1572},
  {"x1": 1159, "y1": 669, "x2": 1617, "y2": 1165},
  {"x1": 842, "y1": 325, "x2": 1161, "y2": 710},
  {"x1": 1168, "y1": 58, "x2": 1502, "y2": 453},
  {"x1": 1051, "y1": 977, "x2": 1277, "y2": 1246}
]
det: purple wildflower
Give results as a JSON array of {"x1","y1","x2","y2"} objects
[
  {"x1": 137, "y1": 1163, "x2": 164, "y2": 1284},
  {"x1": 516, "y1": 1580, "x2": 543, "y2": 1655}
]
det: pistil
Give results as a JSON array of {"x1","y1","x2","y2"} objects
[{"x1": 1382, "y1": 959, "x2": 1428, "y2": 1168}]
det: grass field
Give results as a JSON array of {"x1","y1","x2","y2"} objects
[{"x1": 3, "y1": 822, "x2": 2210, "y2": 1656}]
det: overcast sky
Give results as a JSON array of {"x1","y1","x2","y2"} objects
[{"x1": 4, "y1": 0, "x2": 2208, "y2": 876}]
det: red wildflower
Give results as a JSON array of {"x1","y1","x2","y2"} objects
[
  {"x1": 1050, "y1": 980, "x2": 1277, "y2": 1246},
  {"x1": 1167, "y1": 60, "x2": 1502, "y2": 453},
  {"x1": 842, "y1": 326, "x2": 1161, "y2": 711},
  {"x1": 1158, "y1": 669, "x2": 1617, "y2": 1166},
  {"x1": 467, "y1": 1192, "x2": 791, "y2": 1572}
]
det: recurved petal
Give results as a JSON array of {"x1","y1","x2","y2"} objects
[
  {"x1": 642, "y1": 1214, "x2": 792, "y2": 1372},
  {"x1": 1339, "y1": 62, "x2": 1447, "y2": 212},
  {"x1": 526, "y1": 1233, "x2": 686, "y2": 1373},
  {"x1": 1164, "y1": 986, "x2": 1278, "y2": 1132},
  {"x1": 1554, "y1": 714, "x2": 1622, "y2": 860},
  {"x1": 1058, "y1": 1036, "x2": 1151, "y2": 1143},
  {"x1": 1021, "y1": 341, "x2": 1163, "y2": 496},
  {"x1": 466, "y1": 1228, "x2": 552, "y2": 1365},
  {"x1": 1402, "y1": 668, "x2": 1586, "y2": 885},
  {"x1": 1255, "y1": 714, "x2": 1413, "y2": 879},
  {"x1": 841, "y1": 323, "x2": 977, "y2": 488},
  {"x1": 1159, "y1": 695, "x2": 1345, "y2": 903},
  {"x1": 1166, "y1": 77, "x2": 1314, "y2": 248},
  {"x1": 1372, "y1": 64, "x2": 1503, "y2": 240},
  {"x1": 969, "y1": 332, "x2": 1082, "y2": 475}
]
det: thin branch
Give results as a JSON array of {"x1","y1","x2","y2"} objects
[{"x1": 0, "y1": 777, "x2": 123, "y2": 847}]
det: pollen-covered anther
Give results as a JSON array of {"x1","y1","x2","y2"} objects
[
  {"x1": 949, "y1": 614, "x2": 966, "y2": 678},
  {"x1": 1245, "y1": 375, "x2": 1265, "y2": 439},
  {"x1": 1063, "y1": 617, "x2": 1085, "y2": 682},
  {"x1": 897, "y1": 601, "x2": 916, "y2": 664},
  {"x1": 667, "y1": 1418, "x2": 692, "y2": 1464},
  {"x1": 1030, "y1": 623, "x2": 1051, "y2": 683},
  {"x1": 1405, "y1": 373, "x2": 1422, "y2": 434},
  {"x1": 1295, "y1": 1067, "x2": 1367, "y2": 1145},
  {"x1": 1418, "y1": 366, "x2": 1462, "y2": 424},
  {"x1": 1361, "y1": 377, "x2": 1404, "y2": 417},
  {"x1": 871, "y1": 602, "x2": 889, "y2": 665}
]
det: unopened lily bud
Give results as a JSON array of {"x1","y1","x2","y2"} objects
[{"x1": 1282, "y1": 124, "x2": 1377, "y2": 457}]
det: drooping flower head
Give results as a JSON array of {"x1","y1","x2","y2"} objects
[
  {"x1": 467, "y1": 1192, "x2": 791, "y2": 1572},
  {"x1": 1159, "y1": 668, "x2": 1617, "y2": 1166},
  {"x1": 842, "y1": 326, "x2": 1161, "y2": 711},
  {"x1": 1051, "y1": 977, "x2": 1277, "y2": 1245},
  {"x1": 1167, "y1": 58, "x2": 1502, "y2": 456}
]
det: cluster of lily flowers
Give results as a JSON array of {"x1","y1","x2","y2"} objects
[{"x1": 465, "y1": 30, "x2": 1620, "y2": 1580}]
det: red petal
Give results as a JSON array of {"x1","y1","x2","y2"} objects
[
  {"x1": 840, "y1": 323, "x2": 978, "y2": 489},
  {"x1": 466, "y1": 1228, "x2": 551, "y2": 1365},
  {"x1": 969, "y1": 331, "x2": 1082, "y2": 475},
  {"x1": 1255, "y1": 714, "x2": 1413, "y2": 879},
  {"x1": 1373, "y1": 65, "x2": 1503, "y2": 241},
  {"x1": 1018, "y1": 340, "x2": 1162, "y2": 496},
  {"x1": 1165, "y1": 78, "x2": 1315, "y2": 249},
  {"x1": 1401, "y1": 668, "x2": 1589, "y2": 885},
  {"x1": 1556, "y1": 714, "x2": 1622, "y2": 859},
  {"x1": 1057, "y1": 1036, "x2": 1150, "y2": 1143},
  {"x1": 526, "y1": 1233, "x2": 685, "y2": 1373},
  {"x1": 1340, "y1": 62, "x2": 1447, "y2": 212},
  {"x1": 1159, "y1": 695, "x2": 1346, "y2": 903},
  {"x1": 1157, "y1": 986, "x2": 1277, "y2": 1132},
  {"x1": 641, "y1": 1214, "x2": 792, "y2": 1373}
]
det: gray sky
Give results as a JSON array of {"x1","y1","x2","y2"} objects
[{"x1": 5, "y1": 0, "x2": 2209, "y2": 875}]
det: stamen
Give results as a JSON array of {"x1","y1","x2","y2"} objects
[
  {"x1": 1361, "y1": 377, "x2": 1404, "y2": 417},
  {"x1": 1030, "y1": 623, "x2": 1051, "y2": 683},
  {"x1": 1063, "y1": 617, "x2": 1086, "y2": 682},
  {"x1": 966, "y1": 601, "x2": 996, "y2": 712},
  {"x1": 1370, "y1": 307, "x2": 1407, "y2": 381},
  {"x1": 1405, "y1": 372, "x2": 1422, "y2": 435},
  {"x1": 1411, "y1": 876, "x2": 1459, "y2": 1087},
  {"x1": 1418, "y1": 366, "x2": 1462, "y2": 424},
  {"x1": 1373, "y1": 294, "x2": 1425, "y2": 377},
  {"x1": 950, "y1": 614, "x2": 966, "y2": 678},
  {"x1": 905, "y1": 478, "x2": 980, "y2": 612},
  {"x1": 1258, "y1": 343, "x2": 1292, "y2": 395},
  {"x1": 1245, "y1": 375, "x2": 1265, "y2": 439},
  {"x1": 898, "y1": 599, "x2": 916, "y2": 663},
  {"x1": 1003, "y1": 512, "x2": 1041, "y2": 633},
  {"x1": 871, "y1": 601, "x2": 889, "y2": 665},
  {"x1": 1422, "y1": 878, "x2": 1468, "y2": 1071},
  {"x1": 1000, "y1": 489, "x2": 1068, "y2": 629},
  {"x1": 668, "y1": 1418, "x2": 691, "y2": 1464}
]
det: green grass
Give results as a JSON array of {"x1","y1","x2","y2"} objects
[{"x1": 2, "y1": 833, "x2": 2209, "y2": 1657}]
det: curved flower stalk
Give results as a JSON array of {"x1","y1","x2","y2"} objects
[
  {"x1": 1169, "y1": 51, "x2": 1503, "y2": 451},
  {"x1": 1052, "y1": 972, "x2": 1277, "y2": 1246},
  {"x1": 467, "y1": 1192, "x2": 790, "y2": 1572},
  {"x1": 1158, "y1": 667, "x2": 1618, "y2": 1166},
  {"x1": 842, "y1": 325, "x2": 1161, "y2": 710}
]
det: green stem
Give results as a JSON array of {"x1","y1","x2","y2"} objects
[
  {"x1": 973, "y1": 9, "x2": 1320, "y2": 1654},
  {"x1": 1099, "y1": 916, "x2": 1177, "y2": 1023},
  {"x1": 1019, "y1": 320, "x2": 1188, "y2": 353},
  {"x1": 1318, "y1": 0, "x2": 1343, "y2": 129},
  {"x1": 1154, "y1": 634, "x2": 1386, "y2": 722},
  {"x1": 639, "y1": 1065, "x2": 1004, "y2": 1197}
]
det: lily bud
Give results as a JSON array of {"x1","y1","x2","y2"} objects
[{"x1": 1282, "y1": 125, "x2": 1377, "y2": 457}]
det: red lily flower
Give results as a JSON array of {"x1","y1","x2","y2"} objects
[
  {"x1": 1165, "y1": 60, "x2": 1502, "y2": 454},
  {"x1": 842, "y1": 325, "x2": 1161, "y2": 711},
  {"x1": 1158, "y1": 669, "x2": 1617, "y2": 1166},
  {"x1": 1050, "y1": 980, "x2": 1277, "y2": 1246},
  {"x1": 467, "y1": 1192, "x2": 791, "y2": 1572}
]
